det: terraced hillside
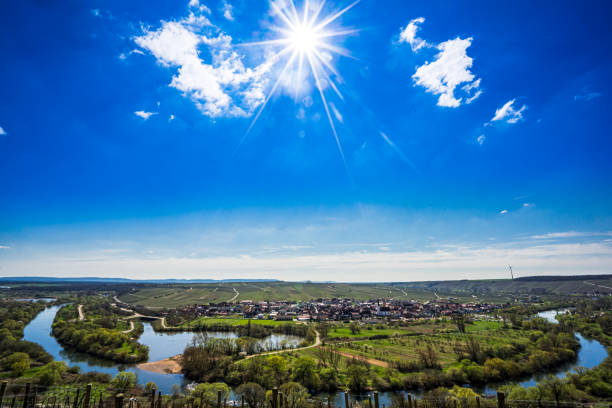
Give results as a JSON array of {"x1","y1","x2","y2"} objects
[{"x1": 117, "y1": 282, "x2": 461, "y2": 307}]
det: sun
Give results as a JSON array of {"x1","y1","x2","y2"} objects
[
  {"x1": 288, "y1": 23, "x2": 320, "y2": 54},
  {"x1": 239, "y1": 0, "x2": 360, "y2": 167}
]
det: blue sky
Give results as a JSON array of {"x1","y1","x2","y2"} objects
[{"x1": 0, "y1": 0, "x2": 611, "y2": 281}]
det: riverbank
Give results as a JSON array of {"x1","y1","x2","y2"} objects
[{"x1": 138, "y1": 355, "x2": 183, "y2": 374}]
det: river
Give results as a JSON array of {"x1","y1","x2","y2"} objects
[
  {"x1": 23, "y1": 307, "x2": 608, "y2": 403},
  {"x1": 23, "y1": 305, "x2": 302, "y2": 393}
]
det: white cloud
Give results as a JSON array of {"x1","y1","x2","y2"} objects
[
  {"x1": 188, "y1": 0, "x2": 211, "y2": 13},
  {"x1": 0, "y1": 126, "x2": 6, "y2": 135},
  {"x1": 7, "y1": 240, "x2": 612, "y2": 281},
  {"x1": 134, "y1": 9, "x2": 269, "y2": 118},
  {"x1": 398, "y1": 17, "x2": 429, "y2": 52},
  {"x1": 490, "y1": 99, "x2": 527, "y2": 124},
  {"x1": 477, "y1": 134, "x2": 485, "y2": 145},
  {"x1": 499, "y1": 209, "x2": 508, "y2": 214},
  {"x1": 0, "y1": 245, "x2": 10, "y2": 249},
  {"x1": 134, "y1": 111, "x2": 158, "y2": 120},
  {"x1": 221, "y1": 1, "x2": 234, "y2": 21},
  {"x1": 531, "y1": 231, "x2": 612, "y2": 240},
  {"x1": 522, "y1": 202, "x2": 533, "y2": 208},
  {"x1": 169, "y1": 114, "x2": 176, "y2": 121},
  {"x1": 91, "y1": 9, "x2": 101, "y2": 17},
  {"x1": 119, "y1": 49, "x2": 146, "y2": 61},
  {"x1": 412, "y1": 37, "x2": 481, "y2": 108}
]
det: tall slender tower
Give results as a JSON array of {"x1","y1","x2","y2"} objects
[{"x1": 508, "y1": 265, "x2": 514, "y2": 280}]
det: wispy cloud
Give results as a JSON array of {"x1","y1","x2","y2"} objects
[
  {"x1": 221, "y1": 0, "x2": 234, "y2": 21},
  {"x1": 0, "y1": 126, "x2": 6, "y2": 135},
  {"x1": 530, "y1": 231, "x2": 612, "y2": 240},
  {"x1": 0, "y1": 245, "x2": 10, "y2": 249},
  {"x1": 398, "y1": 17, "x2": 429, "y2": 52},
  {"x1": 490, "y1": 99, "x2": 526, "y2": 124},
  {"x1": 574, "y1": 92, "x2": 601, "y2": 102},
  {"x1": 134, "y1": 111, "x2": 158, "y2": 120},
  {"x1": 6, "y1": 240, "x2": 612, "y2": 281},
  {"x1": 477, "y1": 134, "x2": 485, "y2": 145},
  {"x1": 499, "y1": 209, "x2": 508, "y2": 214}
]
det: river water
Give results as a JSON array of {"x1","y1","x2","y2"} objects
[
  {"x1": 23, "y1": 307, "x2": 608, "y2": 402},
  {"x1": 23, "y1": 306, "x2": 302, "y2": 393}
]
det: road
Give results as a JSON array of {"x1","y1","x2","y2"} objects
[
  {"x1": 229, "y1": 287, "x2": 240, "y2": 302},
  {"x1": 77, "y1": 304, "x2": 85, "y2": 321},
  {"x1": 122, "y1": 320, "x2": 135, "y2": 334}
]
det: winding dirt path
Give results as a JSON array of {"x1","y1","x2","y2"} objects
[
  {"x1": 77, "y1": 305, "x2": 85, "y2": 321},
  {"x1": 122, "y1": 320, "x2": 135, "y2": 334},
  {"x1": 328, "y1": 349, "x2": 389, "y2": 368},
  {"x1": 229, "y1": 287, "x2": 240, "y2": 302}
]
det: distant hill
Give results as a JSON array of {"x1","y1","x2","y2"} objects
[{"x1": 0, "y1": 277, "x2": 279, "y2": 284}]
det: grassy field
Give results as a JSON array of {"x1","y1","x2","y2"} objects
[
  {"x1": 397, "y1": 276, "x2": 612, "y2": 298},
  {"x1": 118, "y1": 282, "x2": 477, "y2": 307},
  {"x1": 332, "y1": 324, "x2": 530, "y2": 368},
  {"x1": 178, "y1": 316, "x2": 296, "y2": 328}
]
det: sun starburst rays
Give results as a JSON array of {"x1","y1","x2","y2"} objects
[{"x1": 238, "y1": 0, "x2": 359, "y2": 167}]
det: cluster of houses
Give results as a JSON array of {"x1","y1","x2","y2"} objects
[{"x1": 169, "y1": 298, "x2": 506, "y2": 322}]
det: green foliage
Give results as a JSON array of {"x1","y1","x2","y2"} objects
[
  {"x1": 6, "y1": 352, "x2": 30, "y2": 376},
  {"x1": 52, "y1": 303, "x2": 148, "y2": 363},
  {"x1": 263, "y1": 355, "x2": 288, "y2": 388},
  {"x1": 111, "y1": 371, "x2": 137, "y2": 392},
  {"x1": 235, "y1": 382, "x2": 266, "y2": 408},
  {"x1": 278, "y1": 382, "x2": 309, "y2": 408},
  {"x1": 144, "y1": 381, "x2": 158, "y2": 394},
  {"x1": 346, "y1": 364, "x2": 368, "y2": 392},
  {"x1": 191, "y1": 382, "x2": 231, "y2": 406},
  {"x1": 0, "y1": 300, "x2": 52, "y2": 369},
  {"x1": 35, "y1": 361, "x2": 68, "y2": 386}
]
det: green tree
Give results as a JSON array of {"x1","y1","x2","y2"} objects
[
  {"x1": 291, "y1": 357, "x2": 321, "y2": 391},
  {"x1": 349, "y1": 322, "x2": 360, "y2": 335},
  {"x1": 540, "y1": 376, "x2": 569, "y2": 408},
  {"x1": 346, "y1": 364, "x2": 368, "y2": 392},
  {"x1": 144, "y1": 381, "x2": 158, "y2": 394},
  {"x1": 264, "y1": 356, "x2": 288, "y2": 388},
  {"x1": 192, "y1": 382, "x2": 231, "y2": 406},
  {"x1": 236, "y1": 383, "x2": 266, "y2": 408},
  {"x1": 111, "y1": 371, "x2": 137, "y2": 392},
  {"x1": 6, "y1": 352, "x2": 30, "y2": 376},
  {"x1": 279, "y1": 382, "x2": 309, "y2": 408},
  {"x1": 36, "y1": 362, "x2": 67, "y2": 386}
]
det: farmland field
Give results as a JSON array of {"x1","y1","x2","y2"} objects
[
  {"x1": 117, "y1": 282, "x2": 459, "y2": 307},
  {"x1": 117, "y1": 281, "x2": 496, "y2": 307}
]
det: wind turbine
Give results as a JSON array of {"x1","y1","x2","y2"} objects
[{"x1": 508, "y1": 265, "x2": 514, "y2": 280}]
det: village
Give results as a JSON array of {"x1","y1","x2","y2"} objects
[{"x1": 164, "y1": 297, "x2": 507, "y2": 322}]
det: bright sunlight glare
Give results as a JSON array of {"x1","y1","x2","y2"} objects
[
  {"x1": 289, "y1": 24, "x2": 320, "y2": 53},
  {"x1": 238, "y1": 0, "x2": 360, "y2": 171}
]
